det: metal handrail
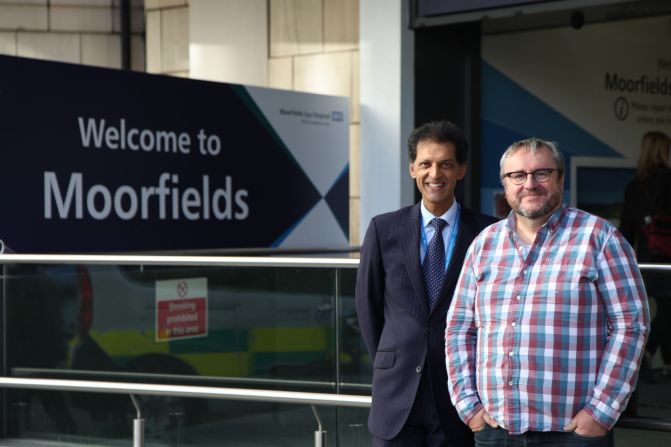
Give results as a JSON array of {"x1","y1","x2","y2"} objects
[
  {"x1": 638, "y1": 263, "x2": 671, "y2": 271},
  {"x1": 0, "y1": 254, "x2": 668, "y2": 271},
  {"x1": 13, "y1": 367, "x2": 342, "y2": 390},
  {"x1": 0, "y1": 253, "x2": 359, "y2": 268},
  {"x1": 617, "y1": 416, "x2": 671, "y2": 433},
  {"x1": 0, "y1": 377, "x2": 370, "y2": 407}
]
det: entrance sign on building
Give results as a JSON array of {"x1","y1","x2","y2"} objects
[
  {"x1": 0, "y1": 55, "x2": 349, "y2": 251},
  {"x1": 480, "y1": 15, "x2": 671, "y2": 222}
]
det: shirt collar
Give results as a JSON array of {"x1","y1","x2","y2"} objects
[
  {"x1": 421, "y1": 199, "x2": 459, "y2": 229},
  {"x1": 505, "y1": 202, "x2": 568, "y2": 236}
]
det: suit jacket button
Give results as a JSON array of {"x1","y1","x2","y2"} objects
[{"x1": 415, "y1": 366, "x2": 422, "y2": 373}]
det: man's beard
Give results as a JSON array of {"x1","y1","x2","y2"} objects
[{"x1": 512, "y1": 191, "x2": 561, "y2": 219}]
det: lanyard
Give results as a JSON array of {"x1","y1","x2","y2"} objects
[{"x1": 420, "y1": 204, "x2": 461, "y2": 271}]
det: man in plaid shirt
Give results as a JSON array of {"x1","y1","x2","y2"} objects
[{"x1": 445, "y1": 138, "x2": 649, "y2": 446}]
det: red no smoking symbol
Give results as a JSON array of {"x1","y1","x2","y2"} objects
[{"x1": 176, "y1": 280, "x2": 188, "y2": 298}]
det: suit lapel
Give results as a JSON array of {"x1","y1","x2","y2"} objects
[{"x1": 399, "y1": 204, "x2": 430, "y2": 312}]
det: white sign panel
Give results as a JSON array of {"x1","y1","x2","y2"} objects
[
  {"x1": 480, "y1": 15, "x2": 671, "y2": 216},
  {"x1": 155, "y1": 277, "x2": 208, "y2": 342}
]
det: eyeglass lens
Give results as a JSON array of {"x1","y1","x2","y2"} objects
[{"x1": 508, "y1": 169, "x2": 553, "y2": 184}]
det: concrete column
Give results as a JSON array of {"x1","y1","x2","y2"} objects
[{"x1": 359, "y1": 0, "x2": 414, "y2": 236}]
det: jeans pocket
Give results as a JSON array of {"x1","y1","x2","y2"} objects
[
  {"x1": 473, "y1": 425, "x2": 499, "y2": 442},
  {"x1": 569, "y1": 430, "x2": 609, "y2": 445}
]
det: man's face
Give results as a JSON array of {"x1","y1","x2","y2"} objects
[
  {"x1": 502, "y1": 147, "x2": 563, "y2": 220},
  {"x1": 409, "y1": 140, "x2": 466, "y2": 216}
]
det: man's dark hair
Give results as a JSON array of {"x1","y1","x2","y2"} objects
[{"x1": 407, "y1": 120, "x2": 468, "y2": 164}]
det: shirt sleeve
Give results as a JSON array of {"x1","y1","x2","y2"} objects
[
  {"x1": 584, "y1": 229, "x2": 650, "y2": 429},
  {"x1": 445, "y1": 242, "x2": 483, "y2": 423}
]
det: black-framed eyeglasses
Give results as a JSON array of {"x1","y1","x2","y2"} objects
[{"x1": 502, "y1": 168, "x2": 559, "y2": 185}]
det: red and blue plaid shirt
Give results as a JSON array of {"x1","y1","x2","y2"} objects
[{"x1": 446, "y1": 204, "x2": 649, "y2": 434}]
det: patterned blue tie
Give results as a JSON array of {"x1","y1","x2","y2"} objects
[{"x1": 423, "y1": 218, "x2": 447, "y2": 308}]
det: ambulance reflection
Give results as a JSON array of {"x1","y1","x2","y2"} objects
[
  {"x1": 6, "y1": 264, "x2": 205, "y2": 436},
  {"x1": 70, "y1": 270, "x2": 206, "y2": 435},
  {"x1": 7, "y1": 263, "x2": 365, "y2": 437}
]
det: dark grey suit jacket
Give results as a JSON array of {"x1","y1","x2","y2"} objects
[{"x1": 355, "y1": 202, "x2": 496, "y2": 444}]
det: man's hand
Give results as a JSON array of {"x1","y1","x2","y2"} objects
[
  {"x1": 468, "y1": 408, "x2": 499, "y2": 432},
  {"x1": 564, "y1": 409, "x2": 608, "y2": 437}
]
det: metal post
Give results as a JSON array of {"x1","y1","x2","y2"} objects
[
  {"x1": 311, "y1": 404, "x2": 327, "y2": 447},
  {"x1": 170, "y1": 410, "x2": 183, "y2": 447},
  {"x1": 314, "y1": 429, "x2": 327, "y2": 447},
  {"x1": 134, "y1": 418, "x2": 145, "y2": 447},
  {"x1": 130, "y1": 395, "x2": 145, "y2": 447},
  {"x1": 11, "y1": 401, "x2": 27, "y2": 436}
]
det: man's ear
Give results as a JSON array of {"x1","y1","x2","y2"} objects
[
  {"x1": 409, "y1": 161, "x2": 416, "y2": 178},
  {"x1": 457, "y1": 162, "x2": 467, "y2": 180}
]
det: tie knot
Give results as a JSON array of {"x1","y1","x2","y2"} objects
[{"x1": 430, "y1": 218, "x2": 447, "y2": 232}]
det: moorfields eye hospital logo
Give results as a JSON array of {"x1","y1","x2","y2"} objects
[{"x1": 279, "y1": 108, "x2": 344, "y2": 125}]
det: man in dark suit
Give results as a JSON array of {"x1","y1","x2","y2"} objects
[{"x1": 356, "y1": 120, "x2": 496, "y2": 446}]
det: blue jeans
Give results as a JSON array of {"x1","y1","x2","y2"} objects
[{"x1": 474, "y1": 426, "x2": 612, "y2": 447}]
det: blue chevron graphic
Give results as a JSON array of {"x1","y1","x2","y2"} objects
[{"x1": 481, "y1": 61, "x2": 621, "y2": 161}]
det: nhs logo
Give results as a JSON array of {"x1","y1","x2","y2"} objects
[{"x1": 331, "y1": 111, "x2": 343, "y2": 122}]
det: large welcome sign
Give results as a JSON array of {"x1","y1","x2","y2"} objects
[{"x1": 0, "y1": 55, "x2": 349, "y2": 252}]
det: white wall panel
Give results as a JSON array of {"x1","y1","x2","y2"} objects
[
  {"x1": 0, "y1": 32, "x2": 16, "y2": 55},
  {"x1": 81, "y1": 33, "x2": 120, "y2": 68},
  {"x1": 17, "y1": 32, "x2": 80, "y2": 63},
  {"x1": 189, "y1": 0, "x2": 267, "y2": 86},
  {"x1": 50, "y1": 5, "x2": 113, "y2": 32},
  {"x1": 0, "y1": 5, "x2": 48, "y2": 31}
]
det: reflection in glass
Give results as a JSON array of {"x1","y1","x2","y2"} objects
[{"x1": 2, "y1": 261, "x2": 369, "y2": 445}]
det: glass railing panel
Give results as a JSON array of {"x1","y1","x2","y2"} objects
[
  {"x1": 337, "y1": 406, "x2": 371, "y2": 446},
  {"x1": 632, "y1": 265, "x2": 671, "y2": 423},
  {"x1": 614, "y1": 428, "x2": 670, "y2": 447},
  {"x1": 337, "y1": 268, "x2": 371, "y2": 389},
  {"x1": 6, "y1": 392, "x2": 358, "y2": 447},
  {"x1": 2, "y1": 259, "x2": 355, "y2": 444},
  {"x1": 335, "y1": 267, "x2": 373, "y2": 446},
  {"x1": 6, "y1": 263, "x2": 338, "y2": 384}
]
